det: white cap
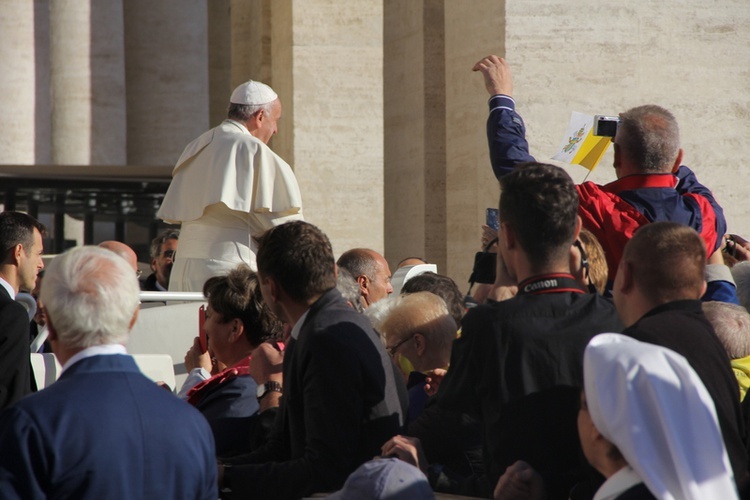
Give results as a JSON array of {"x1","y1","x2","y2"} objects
[{"x1": 229, "y1": 80, "x2": 278, "y2": 106}]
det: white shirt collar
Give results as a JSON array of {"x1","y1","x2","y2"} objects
[
  {"x1": 594, "y1": 466, "x2": 645, "y2": 500},
  {"x1": 155, "y1": 281, "x2": 167, "y2": 292},
  {"x1": 61, "y1": 344, "x2": 128, "y2": 374},
  {"x1": 0, "y1": 276, "x2": 16, "y2": 299},
  {"x1": 290, "y1": 309, "x2": 311, "y2": 340}
]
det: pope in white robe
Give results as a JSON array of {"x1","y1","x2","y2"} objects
[{"x1": 157, "y1": 81, "x2": 303, "y2": 292}]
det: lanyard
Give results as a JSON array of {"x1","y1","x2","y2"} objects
[{"x1": 517, "y1": 273, "x2": 587, "y2": 295}]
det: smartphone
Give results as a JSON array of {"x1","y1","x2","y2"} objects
[
  {"x1": 198, "y1": 305, "x2": 208, "y2": 352},
  {"x1": 486, "y1": 208, "x2": 499, "y2": 231}
]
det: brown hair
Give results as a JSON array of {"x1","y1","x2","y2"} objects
[
  {"x1": 256, "y1": 221, "x2": 337, "y2": 302},
  {"x1": 203, "y1": 264, "x2": 283, "y2": 347},
  {"x1": 622, "y1": 222, "x2": 705, "y2": 304}
]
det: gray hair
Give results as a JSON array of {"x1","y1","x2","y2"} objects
[
  {"x1": 731, "y1": 261, "x2": 750, "y2": 312},
  {"x1": 336, "y1": 267, "x2": 363, "y2": 313},
  {"x1": 618, "y1": 105, "x2": 680, "y2": 173},
  {"x1": 149, "y1": 228, "x2": 180, "y2": 260},
  {"x1": 227, "y1": 102, "x2": 275, "y2": 122},
  {"x1": 703, "y1": 301, "x2": 750, "y2": 359},
  {"x1": 337, "y1": 248, "x2": 380, "y2": 281},
  {"x1": 379, "y1": 292, "x2": 457, "y2": 355},
  {"x1": 40, "y1": 246, "x2": 141, "y2": 349}
]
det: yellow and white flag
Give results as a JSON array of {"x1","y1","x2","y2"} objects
[{"x1": 551, "y1": 112, "x2": 612, "y2": 171}]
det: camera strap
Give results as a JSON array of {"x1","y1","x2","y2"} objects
[{"x1": 517, "y1": 273, "x2": 587, "y2": 296}]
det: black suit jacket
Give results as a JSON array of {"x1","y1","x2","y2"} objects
[
  {"x1": 0, "y1": 286, "x2": 31, "y2": 410},
  {"x1": 227, "y1": 288, "x2": 405, "y2": 499}
]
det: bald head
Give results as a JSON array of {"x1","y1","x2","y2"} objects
[
  {"x1": 337, "y1": 248, "x2": 393, "y2": 307},
  {"x1": 98, "y1": 241, "x2": 138, "y2": 272}
]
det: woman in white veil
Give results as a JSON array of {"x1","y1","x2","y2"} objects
[{"x1": 580, "y1": 333, "x2": 738, "y2": 500}]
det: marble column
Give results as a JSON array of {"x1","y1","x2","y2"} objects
[
  {"x1": 50, "y1": 0, "x2": 126, "y2": 165},
  {"x1": 124, "y1": 0, "x2": 208, "y2": 166}
]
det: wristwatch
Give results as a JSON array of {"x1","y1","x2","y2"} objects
[{"x1": 256, "y1": 381, "x2": 282, "y2": 400}]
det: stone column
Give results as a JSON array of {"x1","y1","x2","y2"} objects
[
  {"x1": 0, "y1": 1, "x2": 47, "y2": 164},
  {"x1": 384, "y1": 0, "x2": 503, "y2": 283},
  {"x1": 50, "y1": 0, "x2": 126, "y2": 165},
  {"x1": 124, "y1": 0, "x2": 208, "y2": 166}
]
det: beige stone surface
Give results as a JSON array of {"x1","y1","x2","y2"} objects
[
  {"x1": 505, "y1": 0, "x2": 750, "y2": 238},
  {"x1": 290, "y1": 0, "x2": 385, "y2": 256},
  {"x1": 0, "y1": 1, "x2": 37, "y2": 164},
  {"x1": 50, "y1": 0, "x2": 126, "y2": 165},
  {"x1": 124, "y1": 0, "x2": 209, "y2": 166}
]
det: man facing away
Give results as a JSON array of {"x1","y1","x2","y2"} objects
[
  {"x1": 429, "y1": 163, "x2": 623, "y2": 498},
  {"x1": 158, "y1": 80, "x2": 304, "y2": 292},
  {"x1": 613, "y1": 222, "x2": 749, "y2": 489},
  {"x1": 220, "y1": 221, "x2": 405, "y2": 499},
  {"x1": 0, "y1": 246, "x2": 217, "y2": 499},
  {"x1": 0, "y1": 211, "x2": 45, "y2": 410},
  {"x1": 474, "y1": 55, "x2": 726, "y2": 283},
  {"x1": 337, "y1": 248, "x2": 394, "y2": 308}
]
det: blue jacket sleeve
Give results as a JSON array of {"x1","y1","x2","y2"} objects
[
  {"x1": 487, "y1": 95, "x2": 536, "y2": 179},
  {"x1": 674, "y1": 165, "x2": 728, "y2": 251}
]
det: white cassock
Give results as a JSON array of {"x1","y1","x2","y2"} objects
[{"x1": 157, "y1": 119, "x2": 303, "y2": 292}]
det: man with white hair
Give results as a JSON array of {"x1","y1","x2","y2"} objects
[
  {"x1": 0, "y1": 246, "x2": 217, "y2": 498},
  {"x1": 158, "y1": 80, "x2": 304, "y2": 292}
]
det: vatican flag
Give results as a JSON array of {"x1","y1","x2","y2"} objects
[{"x1": 552, "y1": 112, "x2": 612, "y2": 171}]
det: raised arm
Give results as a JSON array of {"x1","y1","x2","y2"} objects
[
  {"x1": 473, "y1": 55, "x2": 535, "y2": 179},
  {"x1": 674, "y1": 165, "x2": 727, "y2": 252}
]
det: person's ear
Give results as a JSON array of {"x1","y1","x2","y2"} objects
[
  {"x1": 128, "y1": 308, "x2": 140, "y2": 331},
  {"x1": 150, "y1": 258, "x2": 158, "y2": 272},
  {"x1": 613, "y1": 142, "x2": 622, "y2": 170},
  {"x1": 229, "y1": 318, "x2": 244, "y2": 342},
  {"x1": 357, "y1": 275, "x2": 369, "y2": 296},
  {"x1": 617, "y1": 260, "x2": 635, "y2": 295},
  {"x1": 500, "y1": 222, "x2": 516, "y2": 250},
  {"x1": 413, "y1": 333, "x2": 426, "y2": 357},
  {"x1": 13, "y1": 243, "x2": 24, "y2": 265},
  {"x1": 671, "y1": 148, "x2": 684, "y2": 173}
]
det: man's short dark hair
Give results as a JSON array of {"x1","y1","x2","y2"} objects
[
  {"x1": 623, "y1": 222, "x2": 705, "y2": 304},
  {"x1": 618, "y1": 105, "x2": 680, "y2": 173},
  {"x1": 498, "y1": 163, "x2": 579, "y2": 269},
  {"x1": 401, "y1": 272, "x2": 464, "y2": 327},
  {"x1": 149, "y1": 228, "x2": 180, "y2": 260},
  {"x1": 0, "y1": 211, "x2": 46, "y2": 258},
  {"x1": 337, "y1": 248, "x2": 379, "y2": 280},
  {"x1": 256, "y1": 221, "x2": 337, "y2": 302}
]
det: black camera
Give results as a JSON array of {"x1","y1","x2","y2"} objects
[{"x1": 593, "y1": 115, "x2": 620, "y2": 138}]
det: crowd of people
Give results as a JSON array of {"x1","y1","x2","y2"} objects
[{"x1": 1, "y1": 54, "x2": 750, "y2": 500}]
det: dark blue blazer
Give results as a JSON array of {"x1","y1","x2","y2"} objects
[{"x1": 0, "y1": 354, "x2": 217, "y2": 499}]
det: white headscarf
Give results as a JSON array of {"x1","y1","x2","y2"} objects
[{"x1": 584, "y1": 333, "x2": 738, "y2": 500}]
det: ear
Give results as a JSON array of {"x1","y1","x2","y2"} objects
[
  {"x1": 613, "y1": 142, "x2": 622, "y2": 170},
  {"x1": 413, "y1": 333, "x2": 426, "y2": 357},
  {"x1": 229, "y1": 318, "x2": 244, "y2": 342},
  {"x1": 128, "y1": 308, "x2": 140, "y2": 331},
  {"x1": 573, "y1": 216, "x2": 582, "y2": 241},
  {"x1": 150, "y1": 258, "x2": 158, "y2": 272},
  {"x1": 617, "y1": 260, "x2": 635, "y2": 295},
  {"x1": 357, "y1": 275, "x2": 369, "y2": 296},
  {"x1": 671, "y1": 148, "x2": 684, "y2": 173},
  {"x1": 700, "y1": 279, "x2": 707, "y2": 299},
  {"x1": 12, "y1": 243, "x2": 24, "y2": 265},
  {"x1": 500, "y1": 222, "x2": 516, "y2": 251}
]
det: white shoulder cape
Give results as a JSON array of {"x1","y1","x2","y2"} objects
[{"x1": 157, "y1": 120, "x2": 302, "y2": 223}]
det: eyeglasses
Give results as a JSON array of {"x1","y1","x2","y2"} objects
[
  {"x1": 136, "y1": 269, "x2": 143, "y2": 278},
  {"x1": 386, "y1": 335, "x2": 415, "y2": 357},
  {"x1": 159, "y1": 250, "x2": 176, "y2": 259}
]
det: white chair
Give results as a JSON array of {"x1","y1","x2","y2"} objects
[
  {"x1": 128, "y1": 301, "x2": 206, "y2": 389},
  {"x1": 30, "y1": 353, "x2": 62, "y2": 390},
  {"x1": 132, "y1": 354, "x2": 176, "y2": 391}
]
